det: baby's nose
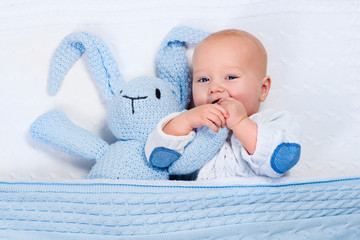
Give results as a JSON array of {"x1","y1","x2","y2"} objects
[{"x1": 209, "y1": 81, "x2": 225, "y2": 94}]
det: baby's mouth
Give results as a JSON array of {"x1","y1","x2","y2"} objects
[{"x1": 212, "y1": 99, "x2": 220, "y2": 104}]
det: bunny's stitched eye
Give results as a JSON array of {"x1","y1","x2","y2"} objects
[{"x1": 155, "y1": 88, "x2": 161, "y2": 99}]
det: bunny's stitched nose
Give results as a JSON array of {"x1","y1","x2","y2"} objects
[{"x1": 123, "y1": 95, "x2": 148, "y2": 114}]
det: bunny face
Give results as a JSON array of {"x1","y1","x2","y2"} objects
[
  {"x1": 47, "y1": 28, "x2": 210, "y2": 143},
  {"x1": 108, "y1": 76, "x2": 181, "y2": 141}
]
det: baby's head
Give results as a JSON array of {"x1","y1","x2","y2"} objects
[{"x1": 192, "y1": 29, "x2": 271, "y2": 116}]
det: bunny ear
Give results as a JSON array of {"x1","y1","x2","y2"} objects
[
  {"x1": 157, "y1": 26, "x2": 210, "y2": 109},
  {"x1": 48, "y1": 32, "x2": 124, "y2": 103}
]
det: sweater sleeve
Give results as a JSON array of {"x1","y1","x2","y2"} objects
[
  {"x1": 145, "y1": 111, "x2": 196, "y2": 166},
  {"x1": 232, "y1": 109, "x2": 301, "y2": 178}
]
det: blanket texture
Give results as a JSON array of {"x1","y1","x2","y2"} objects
[{"x1": 1, "y1": 178, "x2": 360, "y2": 239}]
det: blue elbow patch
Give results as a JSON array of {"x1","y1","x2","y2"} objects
[
  {"x1": 270, "y1": 143, "x2": 301, "y2": 174},
  {"x1": 149, "y1": 147, "x2": 181, "y2": 168}
]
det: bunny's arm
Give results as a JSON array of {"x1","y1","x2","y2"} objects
[
  {"x1": 30, "y1": 110, "x2": 108, "y2": 161},
  {"x1": 168, "y1": 127, "x2": 229, "y2": 175}
]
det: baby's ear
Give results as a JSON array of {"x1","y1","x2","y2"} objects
[{"x1": 259, "y1": 76, "x2": 271, "y2": 102}]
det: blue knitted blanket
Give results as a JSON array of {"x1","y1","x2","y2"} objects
[{"x1": 1, "y1": 177, "x2": 359, "y2": 239}]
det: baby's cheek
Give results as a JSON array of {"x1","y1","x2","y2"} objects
[
  {"x1": 236, "y1": 93, "x2": 258, "y2": 114},
  {"x1": 193, "y1": 98, "x2": 204, "y2": 107},
  {"x1": 245, "y1": 102, "x2": 260, "y2": 116},
  {"x1": 194, "y1": 92, "x2": 210, "y2": 107}
]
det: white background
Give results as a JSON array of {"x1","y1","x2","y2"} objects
[{"x1": 1, "y1": 0, "x2": 359, "y2": 180}]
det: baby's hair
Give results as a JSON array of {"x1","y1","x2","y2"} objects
[{"x1": 196, "y1": 29, "x2": 268, "y2": 77}]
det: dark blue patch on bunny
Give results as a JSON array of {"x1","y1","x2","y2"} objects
[{"x1": 149, "y1": 147, "x2": 181, "y2": 168}]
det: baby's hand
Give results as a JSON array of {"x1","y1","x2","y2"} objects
[
  {"x1": 218, "y1": 98, "x2": 247, "y2": 130},
  {"x1": 185, "y1": 104, "x2": 229, "y2": 133}
]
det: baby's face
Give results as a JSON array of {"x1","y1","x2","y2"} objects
[{"x1": 192, "y1": 33, "x2": 268, "y2": 116}]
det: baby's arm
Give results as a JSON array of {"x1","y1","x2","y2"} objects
[
  {"x1": 218, "y1": 98, "x2": 301, "y2": 177},
  {"x1": 234, "y1": 109, "x2": 301, "y2": 177},
  {"x1": 163, "y1": 104, "x2": 228, "y2": 136},
  {"x1": 145, "y1": 104, "x2": 228, "y2": 168},
  {"x1": 145, "y1": 112, "x2": 196, "y2": 168}
]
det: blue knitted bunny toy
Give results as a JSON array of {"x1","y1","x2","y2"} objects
[{"x1": 30, "y1": 26, "x2": 229, "y2": 180}]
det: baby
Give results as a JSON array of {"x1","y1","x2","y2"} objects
[{"x1": 146, "y1": 29, "x2": 301, "y2": 180}]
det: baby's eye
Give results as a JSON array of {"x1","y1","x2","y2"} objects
[
  {"x1": 226, "y1": 76, "x2": 237, "y2": 80},
  {"x1": 199, "y1": 78, "x2": 210, "y2": 82}
]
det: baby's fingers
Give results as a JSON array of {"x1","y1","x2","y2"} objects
[
  {"x1": 207, "y1": 108, "x2": 227, "y2": 128},
  {"x1": 203, "y1": 119, "x2": 220, "y2": 133},
  {"x1": 204, "y1": 111, "x2": 228, "y2": 132},
  {"x1": 212, "y1": 103, "x2": 230, "y2": 119},
  {"x1": 208, "y1": 112, "x2": 226, "y2": 129}
]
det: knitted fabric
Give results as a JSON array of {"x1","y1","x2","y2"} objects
[
  {"x1": 30, "y1": 26, "x2": 226, "y2": 180},
  {"x1": 48, "y1": 32, "x2": 123, "y2": 103},
  {"x1": 30, "y1": 110, "x2": 108, "y2": 161},
  {"x1": 1, "y1": 177, "x2": 360, "y2": 238},
  {"x1": 169, "y1": 126, "x2": 229, "y2": 174}
]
